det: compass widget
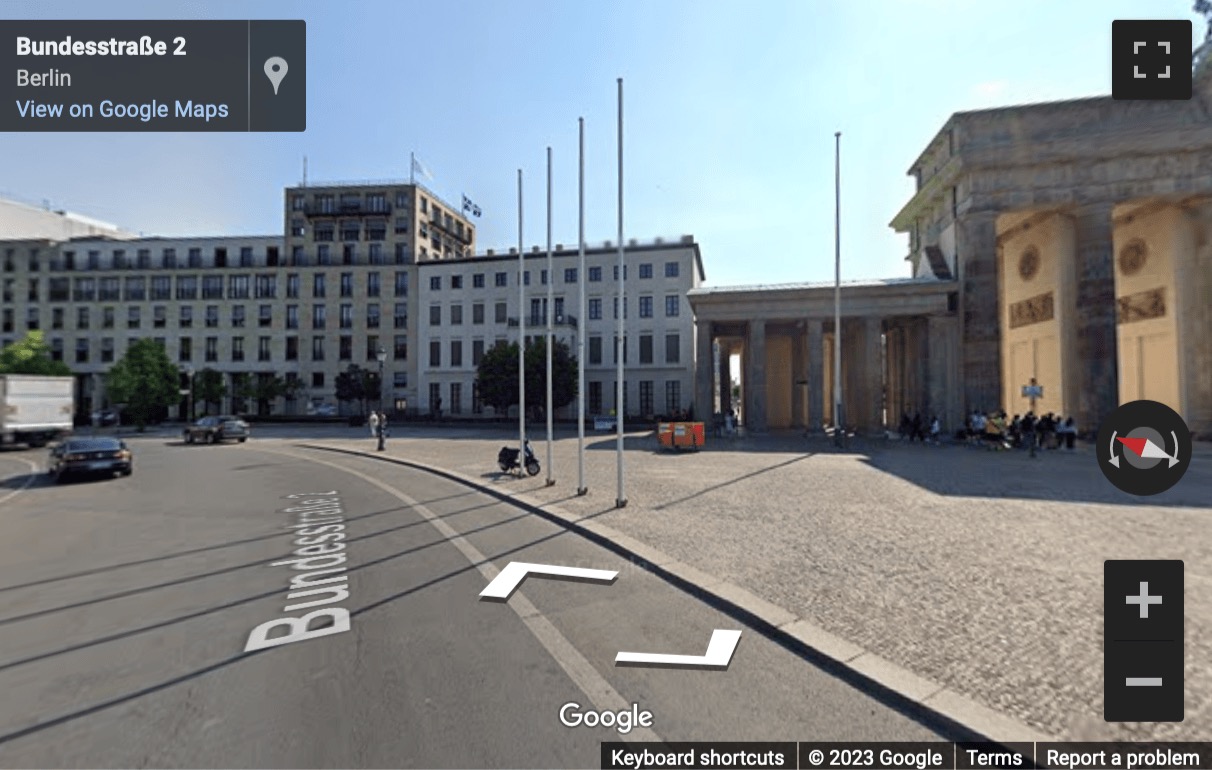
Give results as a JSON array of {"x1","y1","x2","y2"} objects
[{"x1": 1097, "y1": 400, "x2": 1192, "y2": 496}]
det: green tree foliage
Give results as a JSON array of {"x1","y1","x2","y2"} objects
[
  {"x1": 475, "y1": 338, "x2": 577, "y2": 415},
  {"x1": 334, "y1": 364, "x2": 381, "y2": 414},
  {"x1": 193, "y1": 368, "x2": 227, "y2": 416},
  {"x1": 0, "y1": 331, "x2": 72, "y2": 376},
  {"x1": 105, "y1": 340, "x2": 178, "y2": 430}
]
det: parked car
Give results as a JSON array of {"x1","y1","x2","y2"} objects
[
  {"x1": 309, "y1": 403, "x2": 338, "y2": 417},
  {"x1": 48, "y1": 437, "x2": 132, "y2": 483},
  {"x1": 91, "y1": 408, "x2": 120, "y2": 427},
  {"x1": 183, "y1": 415, "x2": 250, "y2": 444}
]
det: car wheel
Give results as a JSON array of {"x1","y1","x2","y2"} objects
[
  {"x1": 185, "y1": 433, "x2": 194, "y2": 444},
  {"x1": 53, "y1": 470, "x2": 66, "y2": 484},
  {"x1": 206, "y1": 433, "x2": 215, "y2": 445},
  {"x1": 121, "y1": 467, "x2": 132, "y2": 476},
  {"x1": 238, "y1": 437, "x2": 247, "y2": 443}
]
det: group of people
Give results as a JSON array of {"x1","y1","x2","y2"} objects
[
  {"x1": 897, "y1": 412, "x2": 943, "y2": 444},
  {"x1": 367, "y1": 410, "x2": 389, "y2": 439},
  {"x1": 964, "y1": 409, "x2": 1078, "y2": 451}
]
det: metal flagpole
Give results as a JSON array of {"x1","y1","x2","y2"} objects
[
  {"x1": 577, "y1": 117, "x2": 587, "y2": 496},
  {"x1": 518, "y1": 169, "x2": 526, "y2": 469},
  {"x1": 833, "y1": 131, "x2": 843, "y2": 449},
  {"x1": 545, "y1": 146, "x2": 555, "y2": 486},
  {"x1": 615, "y1": 78, "x2": 627, "y2": 508}
]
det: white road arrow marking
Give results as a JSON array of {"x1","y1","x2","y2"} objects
[
  {"x1": 479, "y1": 561, "x2": 618, "y2": 602},
  {"x1": 615, "y1": 629, "x2": 742, "y2": 670}
]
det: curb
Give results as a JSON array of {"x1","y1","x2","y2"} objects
[{"x1": 297, "y1": 440, "x2": 1053, "y2": 745}]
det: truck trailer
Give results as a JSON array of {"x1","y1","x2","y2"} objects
[{"x1": 0, "y1": 374, "x2": 74, "y2": 448}]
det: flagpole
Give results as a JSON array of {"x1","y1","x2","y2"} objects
[
  {"x1": 518, "y1": 169, "x2": 526, "y2": 468},
  {"x1": 615, "y1": 77, "x2": 627, "y2": 509},
  {"x1": 545, "y1": 146, "x2": 555, "y2": 486},
  {"x1": 411, "y1": 152, "x2": 415, "y2": 186},
  {"x1": 577, "y1": 117, "x2": 587, "y2": 496},
  {"x1": 833, "y1": 131, "x2": 843, "y2": 449}
]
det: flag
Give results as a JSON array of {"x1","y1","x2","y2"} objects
[
  {"x1": 462, "y1": 195, "x2": 482, "y2": 218},
  {"x1": 411, "y1": 155, "x2": 434, "y2": 182}
]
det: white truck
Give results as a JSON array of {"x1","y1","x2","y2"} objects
[{"x1": 0, "y1": 374, "x2": 75, "y2": 448}]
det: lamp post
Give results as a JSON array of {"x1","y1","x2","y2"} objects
[
  {"x1": 180, "y1": 364, "x2": 194, "y2": 425},
  {"x1": 376, "y1": 345, "x2": 387, "y2": 451}
]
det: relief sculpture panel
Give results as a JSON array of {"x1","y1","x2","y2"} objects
[
  {"x1": 1116, "y1": 287, "x2": 1166, "y2": 324},
  {"x1": 1008, "y1": 291, "x2": 1054, "y2": 329}
]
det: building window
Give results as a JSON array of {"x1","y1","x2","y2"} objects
[
  {"x1": 340, "y1": 304, "x2": 353, "y2": 329},
  {"x1": 368, "y1": 243, "x2": 384, "y2": 265},
  {"x1": 430, "y1": 305, "x2": 441, "y2": 326},
  {"x1": 206, "y1": 306, "x2": 220, "y2": 328},
  {"x1": 451, "y1": 275, "x2": 463, "y2": 290},
  {"x1": 340, "y1": 273, "x2": 353, "y2": 297},
  {"x1": 665, "y1": 295, "x2": 680, "y2": 317},
  {"x1": 562, "y1": 268, "x2": 576, "y2": 283},
  {"x1": 394, "y1": 303, "x2": 408, "y2": 328},
  {"x1": 293, "y1": 246, "x2": 307, "y2": 266},
  {"x1": 495, "y1": 302, "x2": 507, "y2": 323},
  {"x1": 312, "y1": 336, "x2": 325, "y2": 361},
  {"x1": 49, "y1": 277, "x2": 69, "y2": 302},
  {"x1": 313, "y1": 274, "x2": 326, "y2": 297},
  {"x1": 472, "y1": 339, "x2": 485, "y2": 366},
  {"x1": 473, "y1": 273, "x2": 485, "y2": 288},
  {"x1": 24, "y1": 307, "x2": 38, "y2": 331},
  {"x1": 639, "y1": 263, "x2": 653, "y2": 279},
  {"x1": 614, "y1": 335, "x2": 627, "y2": 364},
  {"x1": 589, "y1": 336, "x2": 602, "y2": 365},
  {"x1": 639, "y1": 335, "x2": 653, "y2": 364},
  {"x1": 102, "y1": 307, "x2": 114, "y2": 329},
  {"x1": 313, "y1": 305, "x2": 326, "y2": 329},
  {"x1": 202, "y1": 276, "x2": 223, "y2": 300},
  {"x1": 254, "y1": 336, "x2": 269, "y2": 362},
  {"x1": 394, "y1": 371, "x2": 408, "y2": 388},
  {"x1": 613, "y1": 265, "x2": 627, "y2": 280},
  {"x1": 523, "y1": 271, "x2": 530, "y2": 286},
  {"x1": 285, "y1": 336, "x2": 298, "y2": 361},
  {"x1": 588, "y1": 381, "x2": 602, "y2": 414},
  {"x1": 395, "y1": 216, "x2": 409, "y2": 234},
  {"x1": 175, "y1": 275, "x2": 197, "y2": 300},
  {"x1": 588, "y1": 298, "x2": 602, "y2": 320},
  {"x1": 287, "y1": 274, "x2": 300, "y2": 298},
  {"x1": 179, "y1": 306, "x2": 193, "y2": 328},
  {"x1": 231, "y1": 306, "x2": 246, "y2": 328},
  {"x1": 27, "y1": 278, "x2": 40, "y2": 302},
  {"x1": 255, "y1": 274, "x2": 277, "y2": 298},
  {"x1": 77, "y1": 307, "x2": 90, "y2": 330},
  {"x1": 75, "y1": 338, "x2": 90, "y2": 363},
  {"x1": 367, "y1": 272, "x2": 381, "y2": 297},
  {"x1": 232, "y1": 337, "x2": 245, "y2": 362},
  {"x1": 430, "y1": 275, "x2": 441, "y2": 291},
  {"x1": 395, "y1": 272, "x2": 409, "y2": 296},
  {"x1": 259, "y1": 305, "x2": 273, "y2": 327},
  {"x1": 341, "y1": 220, "x2": 360, "y2": 241},
  {"x1": 429, "y1": 339, "x2": 441, "y2": 367},
  {"x1": 428, "y1": 382, "x2": 440, "y2": 414},
  {"x1": 639, "y1": 296, "x2": 653, "y2": 318},
  {"x1": 162, "y1": 248, "x2": 177, "y2": 269},
  {"x1": 613, "y1": 297, "x2": 626, "y2": 319},
  {"x1": 99, "y1": 277, "x2": 119, "y2": 301},
  {"x1": 189, "y1": 248, "x2": 204, "y2": 267},
  {"x1": 450, "y1": 340, "x2": 463, "y2": 367},
  {"x1": 179, "y1": 338, "x2": 192, "y2": 363},
  {"x1": 495, "y1": 271, "x2": 507, "y2": 287},
  {"x1": 367, "y1": 304, "x2": 380, "y2": 328},
  {"x1": 312, "y1": 372, "x2": 325, "y2": 388},
  {"x1": 540, "y1": 270, "x2": 548, "y2": 285},
  {"x1": 52, "y1": 308, "x2": 63, "y2": 330},
  {"x1": 450, "y1": 382, "x2": 462, "y2": 415},
  {"x1": 665, "y1": 333, "x2": 680, "y2": 364},
  {"x1": 665, "y1": 380, "x2": 681, "y2": 414},
  {"x1": 472, "y1": 303, "x2": 484, "y2": 325},
  {"x1": 125, "y1": 277, "x2": 146, "y2": 301},
  {"x1": 639, "y1": 380, "x2": 654, "y2": 417},
  {"x1": 153, "y1": 306, "x2": 166, "y2": 329},
  {"x1": 240, "y1": 247, "x2": 254, "y2": 267},
  {"x1": 151, "y1": 276, "x2": 171, "y2": 300},
  {"x1": 665, "y1": 261, "x2": 679, "y2": 277},
  {"x1": 472, "y1": 382, "x2": 483, "y2": 415},
  {"x1": 339, "y1": 335, "x2": 353, "y2": 361},
  {"x1": 395, "y1": 243, "x2": 410, "y2": 264},
  {"x1": 292, "y1": 194, "x2": 305, "y2": 211},
  {"x1": 394, "y1": 335, "x2": 407, "y2": 360},
  {"x1": 128, "y1": 306, "x2": 141, "y2": 329},
  {"x1": 365, "y1": 335, "x2": 379, "y2": 362},
  {"x1": 286, "y1": 305, "x2": 298, "y2": 329},
  {"x1": 205, "y1": 337, "x2": 218, "y2": 362},
  {"x1": 97, "y1": 338, "x2": 115, "y2": 362},
  {"x1": 450, "y1": 304, "x2": 463, "y2": 325}
]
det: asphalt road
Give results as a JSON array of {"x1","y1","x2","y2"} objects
[{"x1": 0, "y1": 436, "x2": 949, "y2": 768}]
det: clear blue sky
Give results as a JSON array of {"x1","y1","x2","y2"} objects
[{"x1": 4, "y1": 0, "x2": 1207, "y2": 286}]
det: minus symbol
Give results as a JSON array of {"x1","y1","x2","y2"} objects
[{"x1": 1126, "y1": 677, "x2": 1163, "y2": 687}]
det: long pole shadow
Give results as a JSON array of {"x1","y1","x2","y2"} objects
[{"x1": 652, "y1": 453, "x2": 814, "y2": 510}]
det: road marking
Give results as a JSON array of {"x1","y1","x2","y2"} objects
[
  {"x1": 479, "y1": 561, "x2": 617, "y2": 602},
  {"x1": 616, "y1": 629, "x2": 742, "y2": 670},
  {"x1": 252, "y1": 445, "x2": 665, "y2": 743},
  {"x1": 0, "y1": 457, "x2": 40, "y2": 507}
]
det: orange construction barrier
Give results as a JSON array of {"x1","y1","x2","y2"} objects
[{"x1": 657, "y1": 421, "x2": 705, "y2": 451}]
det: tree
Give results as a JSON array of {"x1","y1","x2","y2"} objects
[
  {"x1": 252, "y1": 374, "x2": 288, "y2": 417},
  {"x1": 475, "y1": 338, "x2": 578, "y2": 416},
  {"x1": 105, "y1": 340, "x2": 178, "y2": 431},
  {"x1": 194, "y1": 368, "x2": 227, "y2": 415},
  {"x1": 231, "y1": 372, "x2": 256, "y2": 414},
  {"x1": 0, "y1": 331, "x2": 71, "y2": 376},
  {"x1": 334, "y1": 364, "x2": 381, "y2": 414}
]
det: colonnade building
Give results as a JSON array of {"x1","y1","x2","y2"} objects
[{"x1": 689, "y1": 57, "x2": 1212, "y2": 439}]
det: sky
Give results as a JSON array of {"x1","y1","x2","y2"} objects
[{"x1": 3, "y1": 0, "x2": 1208, "y2": 287}]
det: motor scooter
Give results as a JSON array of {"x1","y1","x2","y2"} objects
[{"x1": 498, "y1": 441, "x2": 540, "y2": 476}]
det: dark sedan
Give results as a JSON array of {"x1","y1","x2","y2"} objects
[
  {"x1": 48, "y1": 437, "x2": 133, "y2": 482},
  {"x1": 184, "y1": 415, "x2": 250, "y2": 444}
]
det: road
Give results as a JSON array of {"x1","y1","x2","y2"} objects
[{"x1": 0, "y1": 435, "x2": 950, "y2": 768}]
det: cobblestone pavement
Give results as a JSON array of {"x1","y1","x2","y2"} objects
[{"x1": 262, "y1": 423, "x2": 1212, "y2": 740}]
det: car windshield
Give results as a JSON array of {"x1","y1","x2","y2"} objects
[
  {"x1": 218, "y1": 416, "x2": 242, "y2": 423},
  {"x1": 63, "y1": 438, "x2": 121, "y2": 452}
]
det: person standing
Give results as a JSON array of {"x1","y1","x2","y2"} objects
[
  {"x1": 377, "y1": 411, "x2": 388, "y2": 451},
  {"x1": 368, "y1": 410, "x2": 380, "y2": 438}
]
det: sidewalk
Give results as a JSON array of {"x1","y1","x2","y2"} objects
[{"x1": 291, "y1": 425, "x2": 1212, "y2": 741}]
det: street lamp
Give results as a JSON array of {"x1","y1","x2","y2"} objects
[
  {"x1": 376, "y1": 345, "x2": 387, "y2": 452},
  {"x1": 180, "y1": 364, "x2": 195, "y2": 424}
]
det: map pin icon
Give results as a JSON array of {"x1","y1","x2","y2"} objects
[{"x1": 264, "y1": 57, "x2": 288, "y2": 95}]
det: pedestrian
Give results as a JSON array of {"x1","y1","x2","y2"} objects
[
  {"x1": 1061, "y1": 416, "x2": 1077, "y2": 450},
  {"x1": 929, "y1": 415, "x2": 941, "y2": 444},
  {"x1": 377, "y1": 411, "x2": 388, "y2": 451},
  {"x1": 368, "y1": 410, "x2": 380, "y2": 438}
]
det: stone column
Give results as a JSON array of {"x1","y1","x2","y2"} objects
[
  {"x1": 695, "y1": 320, "x2": 713, "y2": 425},
  {"x1": 926, "y1": 314, "x2": 960, "y2": 432},
  {"x1": 954, "y1": 211, "x2": 1001, "y2": 415},
  {"x1": 745, "y1": 319, "x2": 767, "y2": 431},
  {"x1": 807, "y1": 319, "x2": 824, "y2": 431},
  {"x1": 1072, "y1": 202, "x2": 1118, "y2": 432},
  {"x1": 719, "y1": 342, "x2": 732, "y2": 414},
  {"x1": 791, "y1": 326, "x2": 806, "y2": 428},
  {"x1": 864, "y1": 317, "x2": 884, "y2": 433}
]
